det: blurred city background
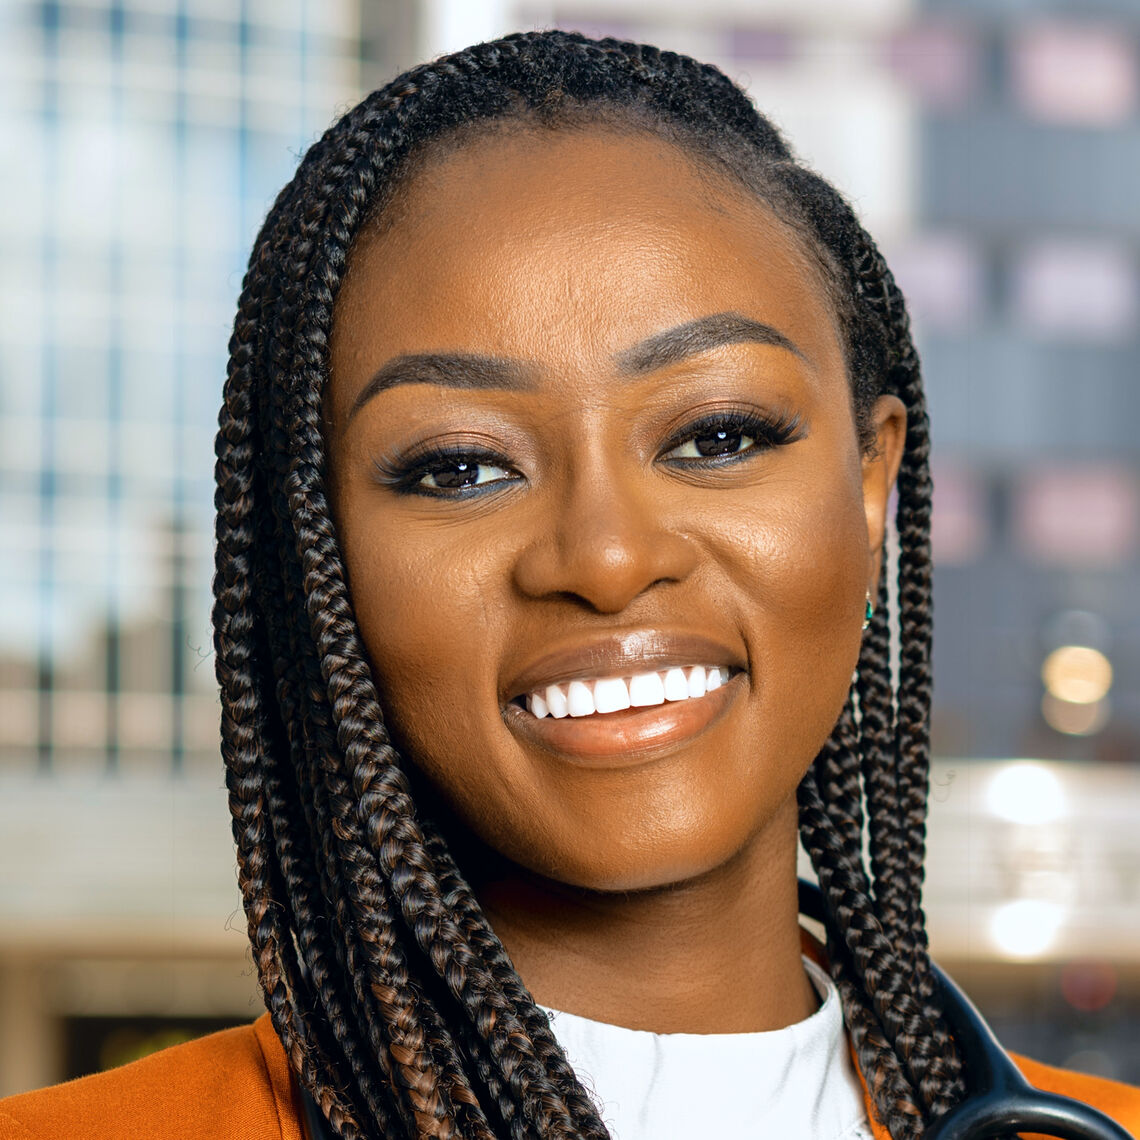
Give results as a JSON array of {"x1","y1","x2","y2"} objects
[{"x1": 1, "y1": 0, "x2": 1138, "y2": 1097}]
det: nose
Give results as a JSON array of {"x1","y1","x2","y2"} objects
[{"x1": 512, "y1": 475, "x2": 699, "y2": 614}]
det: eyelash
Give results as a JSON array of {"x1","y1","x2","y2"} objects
[
  {"x1": 657, "y1": 408, "x2": 803, "y2": 467},
  {"x1": 373, "y1": 408, "x2": 803, "y2": 499},
  {"x1": 371, "y1": 442, "x2": 521, "y2": 498}
]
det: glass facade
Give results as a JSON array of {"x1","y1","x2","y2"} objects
[
  {"x1": 910, "y1": 3, "x2": 1140, "y2": 763},
  {"x1": 0, "y1": 0, "x2": 362, "y2": 776}
]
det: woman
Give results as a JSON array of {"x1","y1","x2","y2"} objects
[{"x1": 2, "y1": 29, "x2": 1137, "y2": 1140}]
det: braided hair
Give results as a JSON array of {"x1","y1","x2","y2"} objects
[{"x1": 214, "y1": 29, "x2": 962, "y2": 1140}]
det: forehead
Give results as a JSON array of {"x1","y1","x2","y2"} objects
[{"x1": 329, "y1": 126, "x2": 846, "y2": 413}]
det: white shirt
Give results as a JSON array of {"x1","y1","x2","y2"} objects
[{"x1": 541, "y1": 957, "x2": 875, "y2": 1140}]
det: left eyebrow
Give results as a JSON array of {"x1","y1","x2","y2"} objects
[
  {"x1": 615, "y1": 311, "x2": 809, "y2": 375},
  {"x1": 347, "y1": 353, "x2": 532, "y2": 422}
]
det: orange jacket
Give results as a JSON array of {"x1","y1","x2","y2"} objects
[{"x1": 1, "y1": 1008, "x2": 1138, "y2": 1140}]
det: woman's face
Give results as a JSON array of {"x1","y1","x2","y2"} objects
[{"x1": 325, "y1": 127, "x2": 903, "y2": 892}]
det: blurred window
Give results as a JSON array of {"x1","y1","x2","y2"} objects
[
  {"x1": 0, "y1": 360, "x2": 43, "y2": 440},
  {"x1": 118, "y1": 691, "x2": 174, "y2": 750},
  {"x1": 1010, "y1": 22, "x2": 1137, "y2": 127},
  {"x1": 723, "y1": 26, "x2": 794, "y2": 66},
  {"x1": 0, "y1": 686, "x2": 39, "y2": 759},
  {"x1": 886, "y1": 23, "x2": 981, "y2": 111},
  {"x1": 885, "y1": 232, "x2": 984, "y2": 330},
  {"x1": 38, "y1": 1, "x2": 61, "y2": 34},
  {"x1": 1010, "y1": 240, "x2": 1138, "y2": 342},
  {"x1": 55, "y1": 344, "x2": 110, "y2": 422},
  {"x1": 932, "y1": 462, "x2": 990, "y2": 564},
  {"x1": 1014, "y1": 465, "x2": 1139, "y2": 568},
  {"x1": 52, "y1": 688, "x2": 109, "y2": 753}
]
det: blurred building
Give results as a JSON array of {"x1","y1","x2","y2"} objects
[
  {"x1": 0, "y1": 0, "x2": 365, "y2": 1095},
  {"x1": 1, "y1": 0, "x2": 1137, "y2": 1097},
  {"x1": 0, "y1": 0, "x2": 364, "y2": 780},
  {"x1": 905, "y1": 0, "x2": 1140, "y2": 765}
]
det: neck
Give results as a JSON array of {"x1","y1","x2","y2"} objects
[{"x1": 475, "y1": 799, "x2": 817, "y2": 1034}]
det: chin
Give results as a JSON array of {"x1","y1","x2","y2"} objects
[{"x1": 500, "y1": 805, "x2": 776, "y2": 896}]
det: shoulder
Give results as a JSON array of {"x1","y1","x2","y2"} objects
[
  {"x1": 1014, "y1": 1052, "x2": 1140, "y2": 1138},
  {"x1": 0, "y1": 1014, "x2": 303, "y2": 1140}
]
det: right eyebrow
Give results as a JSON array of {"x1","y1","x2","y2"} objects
[
  {"x1": 347, "y1": 353, "x2": 533, "y2": 422},
  {"x1": 615, "y1": 311, "x2": 808, "y2": 375}
]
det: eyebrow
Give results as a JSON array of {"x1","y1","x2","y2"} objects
[
  {"x1": 347, "y1": 311, "x2": 806, "y2": 421},
  {"x1": 348, "y1": 353, "x2": 532, "y2": 420},
  {"x1": 615, "y1": 311, "x2": 807, "y2": 375}
]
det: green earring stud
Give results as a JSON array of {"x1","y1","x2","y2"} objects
[{"x1": 863, "y1": 591, "x2": 873, "y2": 631}]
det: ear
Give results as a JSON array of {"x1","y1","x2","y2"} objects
[{"x1": 862, "y1": 395, "x2": 907, "y2": 593}]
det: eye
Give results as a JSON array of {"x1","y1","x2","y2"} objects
[
  {"x1": 663, "y1": 424, "x2": 754, "y2": 460},
  {"x1": 659, "y1": 409, "x2": 802, "y2": 466},
  {"x1": 418, "y1": 457, "x2": 514, "y2": 492},
  {"x1": 371, "y1": 444, "x2": 522, "y2": 498}
]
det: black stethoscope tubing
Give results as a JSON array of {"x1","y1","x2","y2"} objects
[
  {"x1": 797, "y1": 880, "x2": 1134, "y2": 1140},
  {"x1": 298, "y1": 882, "x2": 1135, "y2": 1140}
]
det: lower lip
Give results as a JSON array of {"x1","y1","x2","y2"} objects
[{"x1": 502, "y1": 674, "x2": 742, "y2": 768}]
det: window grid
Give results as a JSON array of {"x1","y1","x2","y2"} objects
[{"x1": 1, "y1": 0, "x2": 360, "y2": 775}]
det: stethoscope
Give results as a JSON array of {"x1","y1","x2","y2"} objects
[
  {"x1": 299, "y1": 881, "x2": 1136, "y2": 1140},
  {"x1": 797, "y1": 881, "x2": 1134, "y2": 1140}
]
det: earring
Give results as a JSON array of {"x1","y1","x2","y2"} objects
[{"x1": 862, "y1": 590, "x2": 873, "y2": 631}]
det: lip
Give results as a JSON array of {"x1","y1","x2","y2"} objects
[
  {"x1": 503, "y1": 629, "x2": 747, "y2": 702},
  {"x1": 503, "y1": 672, "x2": 743, "y2": 766},
  {"x1": 501, "y1": 630, "x2": 748, "y2": 768}
]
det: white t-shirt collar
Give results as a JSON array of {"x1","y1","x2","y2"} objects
[{"x1": 540, "y1": 956, "x2": 874, "y2": 1140}]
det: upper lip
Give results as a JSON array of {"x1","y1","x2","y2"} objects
[{"x1": 504, "y1": 629, "x2": 747, "y2": 703}]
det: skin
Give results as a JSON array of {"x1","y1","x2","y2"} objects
[{"x1": 325, "y1": 126, "x2": 905, "y2": 1035}]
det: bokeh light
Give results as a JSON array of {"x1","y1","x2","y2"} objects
[
  {"x1": 989, "y1": 899, "x2": 1066, "y2": 959},
  {"x1": 1061, "y1": 1050, "x2": 1117, "y2": 1079},
  {"x1": 1060, "y1": 961, "x2": 1118, "y2": 1013},
  {"x1": 1041, "y1": 693, "x2": 1112, "y2": 736},
  {"x1": 1041, "y1": 645, "x2": 1114, "y2": 705},
  {"x1": 985, "y1": 762, "x2": 1067, "y2": 825}
]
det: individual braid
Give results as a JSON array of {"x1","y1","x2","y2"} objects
[
  {"x1": 215, "y1": 29, "x2": 965, "y2": 1140},
  {"x1": 258, "y1": 257, "x2": 402, "y2": 1140},
  {"x1": 215, "y1": 208, "x2": 371, "y2": 1140},
  {"x1": 860, "y1": 245, "x2": 965, "y2": 1118}
]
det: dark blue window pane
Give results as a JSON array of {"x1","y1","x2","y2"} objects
[{"x1": 38, "y1": 0, "x2": 59, "y2": 32}]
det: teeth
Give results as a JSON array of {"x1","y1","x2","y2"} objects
[
  {"x1": 594, "y1": 676, "x2": 632, "y2": 714},
  {"x1": 567, "y1": 680, "x2": 596, "y2": 717},
  {"x1": 629, "y1": 671, "x2": 665, "y2": 707},
  {"x1": 663, "y1": 668, "x2": 689, "y2": 701},
  {"x1": 523, "y1": 666, "x2": 732, "y2": 719},
  {"x1": 545, "y1": 684, "x2": 569, "y2": 719}
]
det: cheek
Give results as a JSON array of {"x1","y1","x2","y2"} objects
[
  {"x1": 772, "y1": 487, "x2": 868, "y2": 724},
  {"x1": 337, "y1": 506, "x2": 513, "y2": 755},
  {"x1": 711, "y1": 469, "x2": 869, "y2": 720}
]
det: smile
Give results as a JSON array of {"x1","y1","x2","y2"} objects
[{"x1": 523, "y1": 665, "x2": 732, "y2": 719}]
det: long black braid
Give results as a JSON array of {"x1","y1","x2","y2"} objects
[{"x1": 213, "y1": 30, "x2": 963, "y2": 1140}]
